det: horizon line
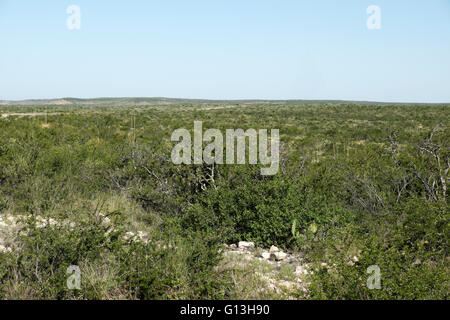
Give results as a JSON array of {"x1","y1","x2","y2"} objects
[{"x1": 1, "y1": 96, "x2": 450, "y2": 105}]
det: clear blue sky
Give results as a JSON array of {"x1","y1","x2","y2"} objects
[{"x1": 1, "y1": 0, "x2": 449, "y2": 102}]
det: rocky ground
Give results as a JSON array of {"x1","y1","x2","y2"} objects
[
  {"x1": 1, "y1": 213, "x2": 312, "y2": 298},
  {"x1": 0, "y1": 215, "x2": 17, "y2": 253},
  {"x1": 218, "y1": 241, "x2": 311, "y2": 298},
  {"x1": 0, "y1": 213, "x2": 149, "y2": 254}
]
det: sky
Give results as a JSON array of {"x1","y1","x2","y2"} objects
[{"x1": 0, "y1": 0, "x2": 449, "y2": 102}]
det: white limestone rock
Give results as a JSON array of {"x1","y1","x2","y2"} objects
[
  {"x1": 272, "y1": 251, "x2": 288, "y2": 261},
  {"x1": 269, "y1": 245, "x2": 279, "y2": 253},
  {"x1": 238, "y1": 241, "x2": 255, "y2": 249}
]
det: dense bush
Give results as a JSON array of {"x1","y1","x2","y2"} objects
[
  {"x1": 0, "y1": 214, "x2": 226, "y2": 299},
  {"x1": 0, "y1": 103, "x2": 448, "y2": 299}
]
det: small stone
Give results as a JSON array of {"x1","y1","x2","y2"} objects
[
  {"x1": 272, "y1": 251, "x2": 287, "y2": 261},
  {"x1": 101, "y1": 216, "x2": 111, "y2": 228},
  {"x1": 269, "y1": 245, "x2": 279, "y2": 253},
  {"x1": 123, "y1": 231, "x2": 136, "y2": 241},
  {"x1": 295, "y1": 265, "x2": 308, "y2": 276},
  {"x1": 229, "y1": 244, "x2": 237, "y2": 249},
  {"x1": 138, "y1": 231, "x2": 148, "y2": 241},
  {"x1": 238, "y1": 241, "x2": 255, "y2": 249},
  {"x1": 0, "y1": 244, "x2": 12, "y2": 253},
  {"x1": 261, "y1": 251, "x2": 271, "y2": 260}
]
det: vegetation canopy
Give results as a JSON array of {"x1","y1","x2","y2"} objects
[{"x1": 0, "y1": 101, "x2": 448, "y2": 300}]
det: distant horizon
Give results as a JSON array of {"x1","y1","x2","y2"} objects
[{"x1": 1, "y1": 96, "x2": 450, "y2": 105}]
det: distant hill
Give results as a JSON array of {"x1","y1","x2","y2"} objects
[{"x1": 0, "y1": 97, "x2": 448, "y2": 106}]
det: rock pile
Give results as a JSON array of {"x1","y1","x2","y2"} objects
[
  {"x1": 221, "y1": 241, "x2": 312, "y2": 297},
  {"x1": 0, "y1": 215, "x2": 20, "y2": 253},
  {"x1": 225, "y1": 242, "x2": 304, "y2": 264}
]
